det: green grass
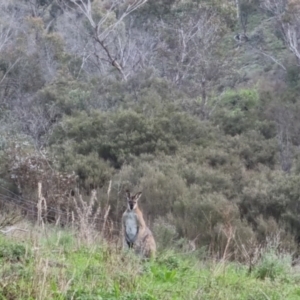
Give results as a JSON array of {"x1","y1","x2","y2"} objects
[{"x1": 0, "y1": 230, "x2": 300, "y2": 300}]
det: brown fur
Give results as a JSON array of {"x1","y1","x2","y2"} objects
[{"x1": 122, "y1": 190, "x2": 156, "y2": 258}]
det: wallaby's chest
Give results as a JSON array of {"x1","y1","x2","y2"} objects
[{"x1": 124, "y1": 211, "x2": 139, "y2": 242}]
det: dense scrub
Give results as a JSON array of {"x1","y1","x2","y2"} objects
[{"x1": 1, "y1": 0, "x2": 300, "y2": 258}]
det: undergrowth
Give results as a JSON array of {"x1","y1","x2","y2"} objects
[{"x1": 0, "y1": 227, "x2": 300, "y2": 300}]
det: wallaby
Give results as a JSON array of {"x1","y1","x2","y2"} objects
[{"x1": 122, "y1": 190, "x2": 156, "y2": 258}]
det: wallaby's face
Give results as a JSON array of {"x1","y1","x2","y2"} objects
[{"x1": 126, "y1": 190, "x2": 142, "y2": 211}]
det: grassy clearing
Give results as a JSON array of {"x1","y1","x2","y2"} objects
[{"x1": 0, "y1": 227, "x2": 300, "y2": 300}]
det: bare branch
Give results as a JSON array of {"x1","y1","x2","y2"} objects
[
  {"x1": 64, "y1": 0, "x2": 148, "y2": 80},
  {"x1": 261, "y1": 0, "x2": 300, "y2": 64},
  {"x1": 284, "y1": 23, "x2": 300, "y2": 63},
  {"x1": 255, "y1": 47, "x2": 287, "y2": 71},
  {"x1": 0, "y1": 58, "x2": 21, "y2": 85},
  {"x1": 0, "y1": 227, "x2": 28, "y2": 235}
]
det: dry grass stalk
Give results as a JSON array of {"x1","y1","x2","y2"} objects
[
  {"x1": 101, "y1": 180, "x2": 112, "y2": 236},
  {"x1": 71, "y1": 211, "x2": 75, "y2": 231},
  {"x1": 101, "y1": 205, "x2": 111, "y2": 236},
  {"x1": 30, "y1": 253, "x2": 51, "y2": 300},
  {"x1": 234, "y1": 234, "x2": 262, "y2": 273},
  {"x1": 7, "y1": 146, "x2": 77, "y2": 223},
  {"x1": 73, "y1": 189, "x2": 101, "y2": 244},
  {"x1": 37, "y1": 182, "x2": 47, "y2": 229},
  {"x1": 214, "y1": 203, "x2": 237, "y2": 261},
  {"x1": 222, "y1": 224, "x2": 236, "y2": 261},
  {"x1": 55, "y1": 214, "x2": 61, "y2": 227},
  {"x1": 39, "y1": 258, "x2": 49, "y2": 300}
]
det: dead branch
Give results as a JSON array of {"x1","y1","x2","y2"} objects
[
  {"x1": 0, "y1": 227, "x2": 28, "y2": 235},
  {"x1": 64, "y1": 0, "x2": 148, "y2": 80}
]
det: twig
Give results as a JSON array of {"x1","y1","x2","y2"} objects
[
  {"x1": 0, "y1": 227, "x2": 28, "y2": 235},
  {"x1": 0, "y1": 58, "x2": 20, "y2": 85},
  {"x1": 256, "y1": 48, "x2": 286, "y2": 71}
]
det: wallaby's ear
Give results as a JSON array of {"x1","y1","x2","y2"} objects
[
  {"x1": 134, "y1": 192, "x2": 142, "y2": 201},
  {"x1": 125, "y1": 190, "x2": 131, "y2": 200}
]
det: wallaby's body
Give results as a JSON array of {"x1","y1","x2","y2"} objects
[{"x1": 122, "y1": 190, "x2": 156, "y2": 258}]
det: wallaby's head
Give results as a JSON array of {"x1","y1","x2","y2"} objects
[{"x1": 125, "y1": 190, "x2": 142, "y2": 211}]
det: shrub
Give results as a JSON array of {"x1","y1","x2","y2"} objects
[
  {"x1": 0, "y1": 239, "x2": 27, "y2": 262},
  {"x1": 152, "y1": 217, "x2": 178, "y2": 250},
  {"x1": 255, "y1": 249, "x2": 292, "y2": 281},
  {"x1": 36, "y1": 73, "x2": 92, "y2": 115},
  {"x1": 51, "y1": 110, "x2": 179, "y2": 168},
  {"x1": 213, "y1": 88, "x2": 260, "y2": 136},
  {"x1": 238, "y1": 131, "x2": 277, "y2": 169}
]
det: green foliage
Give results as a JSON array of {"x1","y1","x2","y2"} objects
[
  {"x1": 152, "y1": 217, "x2": 178, "y2": 250},
  {"x1": 255, "y1": 249, "x2": 292, "y2": 281},
  {"x1": 42, "y1": 229, "x2": 75, "y2": 252},
  {"x1": 0, "y1": 237, "x2": 27, "y2": 262},
  {"x1": 53, "y1": 148, "x2": 114, "y2": 188},
  {"x1": 0, "y1": 229, "x2": 300, "y2": 300},
  {"x1": 238, "y1": 131, "x2": 277, "y2": 169},
  {"x1": 214, "y1": 89, "x2": 260, "y2": 136},
  {"x1": 286, "y1": 66, "x2": 300, "y2": 89},
  {"x1": 2, "y1": 0, "x2": 300, "y2": 267},
  {"x1": 51, "y1": 106, "x2": 209, "y2": 169},
  {"x1": 36, "y1": 73, "x2": 92, "y2": 115},
  {"x1": 222, "y1": 89, "x2": 259, "y2": 111}
]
